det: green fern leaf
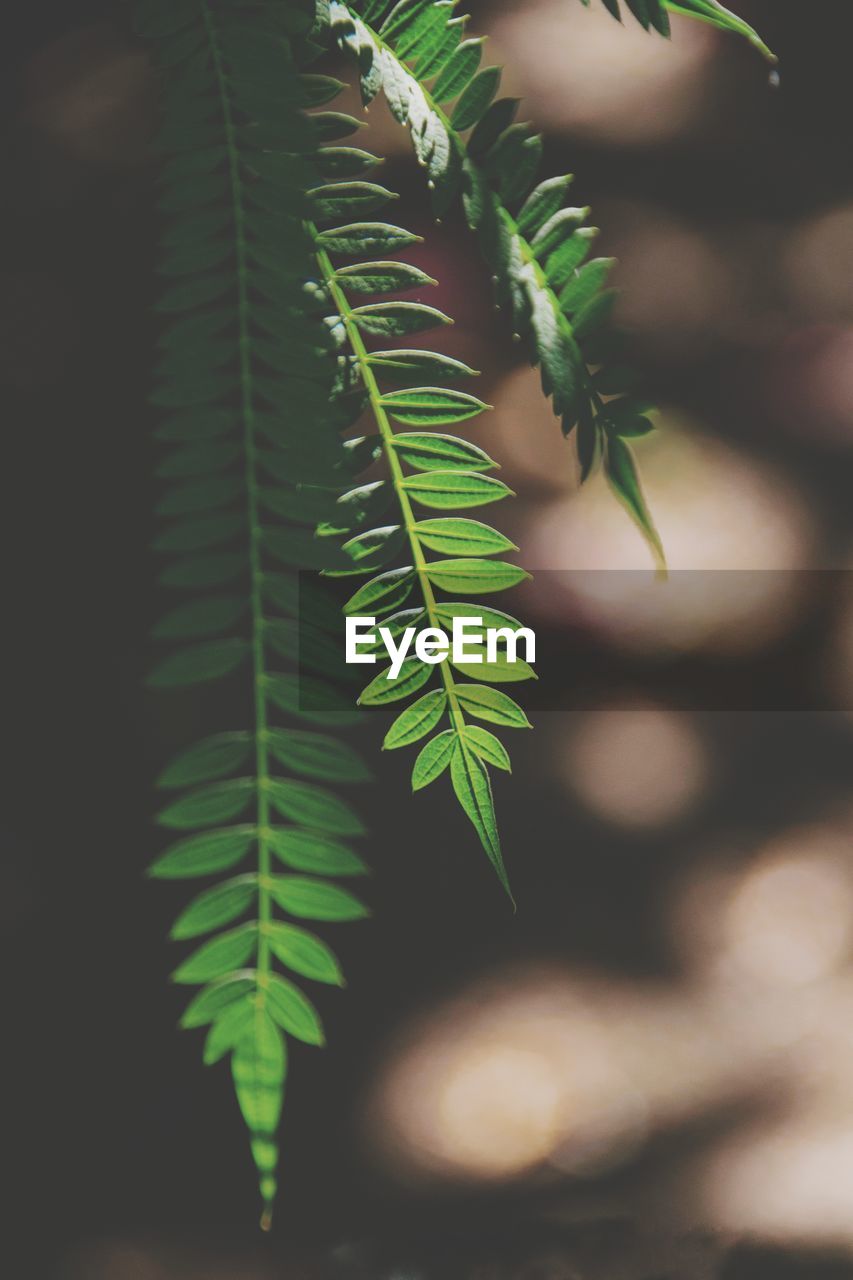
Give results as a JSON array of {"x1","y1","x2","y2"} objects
[
  {"x1": 308, "y1": 139, "x2": 535, "y2": 894},
  {"x1": 141, "y1": 0, "x2": 371, "y2": 1229}
]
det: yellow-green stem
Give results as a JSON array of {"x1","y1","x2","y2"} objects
[
  {"x1": 203, "y1": 4, "x2": 273, "y2": 1224},
  {"x1": 202, "y1": 2, "x2": 271, "y2": 978},
  {"x1": 315, "y1": 242, "x2": 467, "y2": 736}
]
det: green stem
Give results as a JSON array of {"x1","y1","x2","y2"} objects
[
  {"x1": 315, "y1": 242, "x2": 467, "y2": 736},
  {"x1": 202, "y1": 7, "x2": 272, "y2": 997}
]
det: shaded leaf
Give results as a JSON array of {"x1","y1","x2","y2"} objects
[
  {"x1": 265, "y1": 779, "x2": 365, "y2": 837},
  {"x1": 264, "y1": 974, "x2": 325, "y2": 1046},
  {"x1": 344, "y1": 567, "x2": 415, "y2": 616},
  {"x1": 335, "y1": 260, "x2": 436, "y2": 293},
  {"x1": 172, "y1": 922, "x2": 258, "y2": 983},
  {"x1": 383, "y1": 390, "x2": 488, "y2": 428},
  {"x1": 149, "y1": 639, "x2": 249, "y2": 687},
  {"x1": 455, "y1": 685, "x2": 531, "y2": 728},
  {"x1": 403, "y1": 470, "x2": 511, "y2": 510},
  {"x1": 359, "y1": 657, "x2": 433, "y2": 706},
  {"x1": 266, "y1": 728, "x2": 370, "y2": 783},
  {"x1": 383, "y1": 689, "x2": 448, "y2": 750},
  {"x1": 605, "y1": 434, "x2": 666, "y2": 573},
  {"x1": 265, "y1": 922, "x2": 344, "y2": 985},
  {"x1": 318, "y1": 221, "x2": 422, "y2": 254},
  {"x1": 412, "y1": 729, "x2": 457, "y2": 790},
  {"x1": 157, "y1": 779, "x2": 254, "y2": 830},
  {"x1": 171, "y1": 875, "x2": 258, "y2": 939},
  {"x1": 413, "y1": 517, "x2": 515, "y2": 556},
  {"x1": 158, "y1": 732, "x2": 252, "y2": 789},
  {"x1": 268, "y1": 875, "x2": 369, "y2": 922},
  {"x1": 351, "y1": 301, "x2": 452, "y2": 336},
  {"x1": 150, "y1": 824, "x2": 255, "y2": 878},
  {"x1": 368, "y1": 348, "x2": 477, "y2": 382},
  {"x1": 463, "y1": 725, "x2": 511, "y2": 771},
  {"x1": 450, "y1": 741, "x2": 512, "y2": 898},
  {"x1": 267, "y1": 828, "x2": 368, "y2": 877},
  {"x1": 425, "y1": 558, "x2": 528, "y2": 594},
  {"x1": 231, "y1": 1010, "x2": 286, "y2": 1136},
  {"x1": 181, "y1": 973, "x2": 257, "y2": 1029}
]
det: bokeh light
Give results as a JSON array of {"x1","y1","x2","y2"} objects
[
  {"x1": 607, "y1": 204, "x2": 737, "y2": 353},
  {"x1": 486, "y1": 365, "x2": 582, "y2": 495},
  {"x1": 704, "y1": 1116, "x2": 853, "y2": 1247},
  {"x1": 786, "y1": 204, "x2": 853, "y2": 321},
  {"x1": 825, "y1": 566, "x2": 853, "y2": 712},
  {"x1": 369, "y1": 971, "x2": 650, "y2": 1183},
  {"x1": 675, "y1": 822, "x2": 853, "y2": 988},
  {"x1": 557, "y1": 702, "x2": 708, "y2": 830},
  {"x1": 722, "y1": 836, "x2": 853, "y2": 987},
  {"x1": 490, "y1": 0, "x2": 714, "y2": 144},
  {"x1": 763, "y1": 325, "x2": 853, "y2": 445},
  {"x1": 23, "y1": 25, "x2": 151, "y2": 169},
  {"x1": 522, "y1": 425, "x2": 815, "y2": 654},
  {"x1": 13, "y1": 0, "x2": 853, "y2": 1267}
]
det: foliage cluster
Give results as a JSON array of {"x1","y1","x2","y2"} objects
[{"x1": 136, "y1": 0, "x2": 772, "y2": 1224}]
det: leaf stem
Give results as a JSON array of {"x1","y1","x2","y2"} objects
[
  {"x1": 314, "y1": 242, "x2": 467, "y2": 737},
  {"x1": 202, "y1": 6, "x2": 272, "y2": 1018}
]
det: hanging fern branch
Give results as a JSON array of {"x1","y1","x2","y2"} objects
[
  {"x1": 333, "y1": 0, "x2": 772, "y2": 565},
  {"x1": 303, "y1": 150, "x2": 534, "y2": 898},
  {"x1": 332, "y1": 0, "x2": 667, "y2": 569},
  {"x1": 136, "y1": 0, "x2": 774, "y2": 1226},
  {"x1": 139, "y1": 0, "x2": 371, "y2": 1228}
]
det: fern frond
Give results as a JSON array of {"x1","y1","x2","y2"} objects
[
  {"x1": 582, "y1": 0, "x2": 777, "y2": 64},
  {"x1": 135, "y1": 0, "x2": 777, "y2": 1228},
  {"x1": 333, "y1": 1, "x2": 666, "y2": 569},
  {"x1": 139, "y1": 0, "x2": 370, "y2": 1228},
  {"x1": 310, "y1": 210, "x2": 533, "y2": 901}
]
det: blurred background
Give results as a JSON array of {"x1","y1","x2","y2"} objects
[{"x1": 6, "y1": 1, "x2": 853, "y2": 1276}]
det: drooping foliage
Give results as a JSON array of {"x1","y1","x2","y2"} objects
[
  {"x1": 139, "y1": 0, "x2": 372, "y2": 1228},
  {"x1": 333, "y1": 0, "x2": 773, "y2": 565},
  {"x1": 334, "y1": 0, "x2": 666, "y2": 564},
  {"x1": 138, "y1": 0, "x2": 772, "y2": 1225},
  {"x1": 313, "y1": 202, "x2": 534, "y2": 901}
]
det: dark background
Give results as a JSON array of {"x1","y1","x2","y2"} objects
[{"x1": 5, "y1": 2, "x2": 853, "y2": 1276}]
